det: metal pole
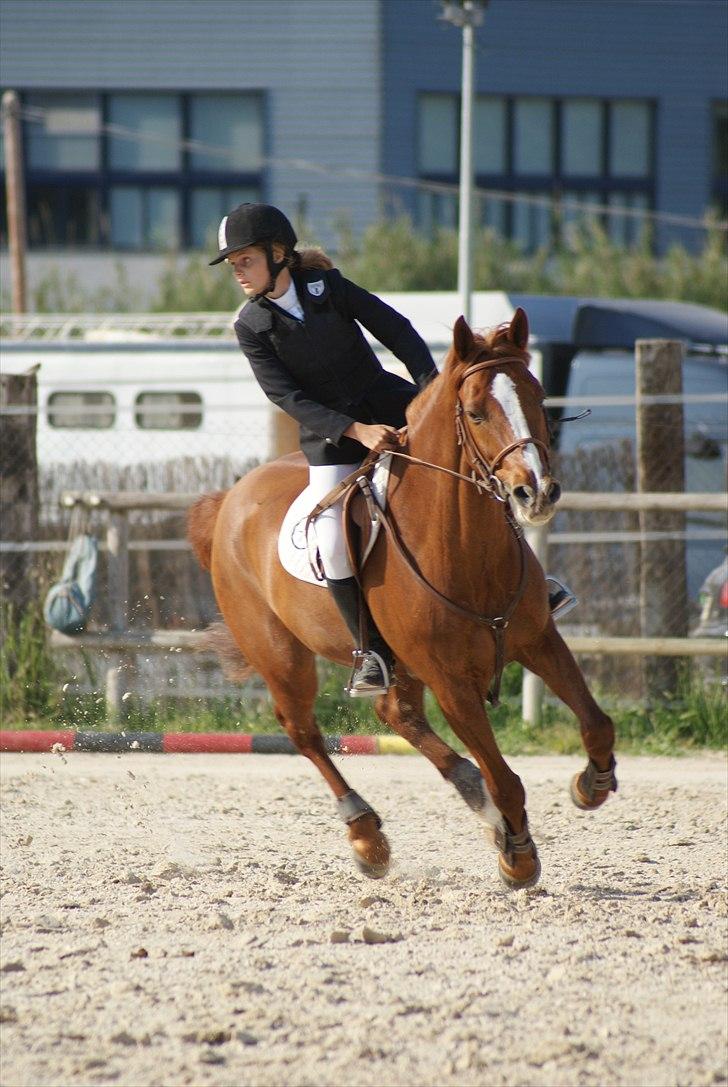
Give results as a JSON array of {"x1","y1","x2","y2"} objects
[
  {"x1": 457, "y1": 3, "x2": 476, "y2": 324},
  {"x1": 2, "y1": 90, "x2": 28, "y2": 314},
  {"x1": 521, "y1": 345, "x2": 546, "y2": 725},
  {"x1": 522, "y1": 526, "x2": 547, "y2": 725},
  {"x1": 440, "y1": 2, "x2": 486, "y2": 325}
]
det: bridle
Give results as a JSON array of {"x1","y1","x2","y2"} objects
[{"x1": 454, "y1": 355, "x2": 551, "y2": 502}]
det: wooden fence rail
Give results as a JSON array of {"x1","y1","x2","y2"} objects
[{"x1": 49, "y1": 488, "x2": 726, "y2": 722}]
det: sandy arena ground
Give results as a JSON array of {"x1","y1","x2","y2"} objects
[{"x1": 0, "y1": 750, "x2": 726, "y2": 1087}]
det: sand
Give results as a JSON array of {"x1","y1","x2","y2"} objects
[{"x1": 1, "y1": 750, "x2": 726, "y2": 1087}]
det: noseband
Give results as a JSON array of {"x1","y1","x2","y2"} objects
[{"x1": 455, "y1": 356, "x2": 551, "y2": 500}]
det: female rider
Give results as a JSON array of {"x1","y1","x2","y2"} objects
[{"x1": 211, "y1": 202, "x2": 438, "y2": 696}]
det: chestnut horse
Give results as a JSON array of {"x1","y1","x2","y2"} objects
[{"x1": 188, "y1": 308, "x2": 616, "y2": 889}]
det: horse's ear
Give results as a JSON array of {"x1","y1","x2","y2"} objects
[
  {"x1": 509, "y1": 307, "x2": 529, "y2": 350},
  {"x1": 453, "y1": 315, "x2": 475, "y2": 361}
]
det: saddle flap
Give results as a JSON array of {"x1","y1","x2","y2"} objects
[{"x1": 277, "y1": 455, "x2": 392, "y2": 587}]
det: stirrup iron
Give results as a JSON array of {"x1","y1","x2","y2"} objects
[
  {"x1": 546, "y1": 576, "x2": 578, "y2": 621},
  {"x1": 345, "y1": 649, "x2": 391, "y2": 698}
]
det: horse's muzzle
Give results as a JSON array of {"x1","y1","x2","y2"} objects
[{"x1": 509, "y1": 477, "x2": 561, "y2": 525}]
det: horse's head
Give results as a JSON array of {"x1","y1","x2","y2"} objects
[{"x1": 446, "y1": 308, "x2": 561, "y2": 526}]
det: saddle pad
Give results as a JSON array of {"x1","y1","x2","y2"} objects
[{"x1": 278, "y1": 454, "x2": 392, "y2": 586}]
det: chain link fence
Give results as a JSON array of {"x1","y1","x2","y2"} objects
[{"x1": 2, "y1": 332, "x2": 726, "y2": 706}]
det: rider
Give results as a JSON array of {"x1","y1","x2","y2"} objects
[{"x1": 211, "y1": 202, "x2": 438, "y2": 697}]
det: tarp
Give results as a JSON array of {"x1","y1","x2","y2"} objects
[{"x1": 508, "y1": 295, "x2": 728, "y2": 350}]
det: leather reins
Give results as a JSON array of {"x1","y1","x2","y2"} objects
[{"x1": 305, "y1": 353, "x2": 549, "y2": 704}]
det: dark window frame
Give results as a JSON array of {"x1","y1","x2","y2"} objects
[
  {"x1": 711, "y1": 99, "x2": 728, "y2": 219},
  {"x1": 5, "y1": 88, "x2": 265, "y2": 250},
  {"x1": 416, "y1": 91, "x2": 657, "y2": 249}
]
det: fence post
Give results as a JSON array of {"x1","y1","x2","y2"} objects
[
  {"x1": 105, "y1": 510, "x2": 132, "y2": 721},
  {"x1": 635, "y1": 339, "x2": 687, "y2": 701},
  {"x1": 522, "y1": 524, "x2": 547, "y2": 724},
  {"x1": 1, "y1": 90, "x2": 28, "y2": 315}
]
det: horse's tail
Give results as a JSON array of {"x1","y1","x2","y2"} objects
[
  {"x1": 186, "y1": 490, "x2": 227, "y2": 571},
  {"x1": 196, "y1": 621, "x2": 254, "y2": 684},
  {"x1": 187, "y1": 491, "x2": 254, "y2": 683}
]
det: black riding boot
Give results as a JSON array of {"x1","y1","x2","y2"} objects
[{"x1": 326, "y1": 576, "x2": 394, "y2": 697}]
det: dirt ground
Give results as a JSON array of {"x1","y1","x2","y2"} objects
[{"x1": 0, "y1": 750, "x2": 726, "y2": 1087}]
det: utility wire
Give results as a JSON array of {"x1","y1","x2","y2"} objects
[{"x1": 15, "y1": 104, "x2": 728, "y2": 234}]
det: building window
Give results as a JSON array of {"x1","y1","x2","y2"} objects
[
  {"x1": 27, "y1": 185, "x2": 101, "y2": 247},
  {"x1": 134, "y1": 392, "x2": 203, "y2": 430},
  {"x1": 110, "y1": 186, "x2": 180, "y2": 250},
  {"x1": 26, "y1": 93, "x2": 100, "y2": 170},
  {"x1": 562, "y1": 99, "x2": 602, "y2": 177},
  {"x1": 418, "y1": 93, "x2": 458, "y2": 175},
  {"x1": 474, "y1": 98, "x2": 506, "y2": 174},
  {"x1": 48, "y1": 392, "x2": 115, "y2": 429},
  {"x1": 108, "y1": 94, "x2": 181, "y2": 172},
  {"x1": 712, "y1": 101, "x2": 728, "y2": 217},
  {"x1": 513, "y1": 98, "x2": 553, "y2": 175},
  {"x1": 609, "y1": 100, "x2": 651, "y2": 178},
  {"x1": 189, "y1": 95, "x2": 263, "y2": 172},
  {"x1": 6, "y1": 91, "x2": 264, "y2": 250},
  {"x1": 417, "y1": 92, "x2": 655, "y2": 251}
]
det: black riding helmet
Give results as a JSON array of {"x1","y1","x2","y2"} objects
[{"x1": 210, "y1": 202, "x2": 298, "y2": 299}]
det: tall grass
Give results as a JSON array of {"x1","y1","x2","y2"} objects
[
  {"x1": 4, "y1": 650, "x2": 724, "y2": 755},
  {"x1": 0, "y1": 601, "x2": 61, "y2": 722},
  {"x1": 26, "y1": 217, "x2": 728, "y2": 314}
]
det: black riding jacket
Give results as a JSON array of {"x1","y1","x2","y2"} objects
[{"x1": 234, "y1": 265, "x2": 437, "y2": 465}]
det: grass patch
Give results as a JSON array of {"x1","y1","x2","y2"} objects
[{"x1": 4, "y1": 651, "x2": 725, "y2": 756}]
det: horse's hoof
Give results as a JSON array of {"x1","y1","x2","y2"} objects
[
  {"x1": 494, "y1": 817, "x2": 541, "y2": 889},
  {"x1": 498, "y1": 851, "x2": 541, "y2": 890},
  {"x1": 570, "y1": 757, "x2": 617, "y2": 810},
  {"x1": 353, "y1": 853, "x2": 390, "y2": 880},
  {"x1": 348, "y1": 816, "x2": 391, "y2": 879}
]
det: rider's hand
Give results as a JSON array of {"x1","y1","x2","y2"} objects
[{"x1": 344, "y1": 422, "x2": 401, "y2": 452}]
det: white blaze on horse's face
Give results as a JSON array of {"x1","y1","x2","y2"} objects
[{"x1": 490, "y1": 372, "x2": 544, "y2": 490}]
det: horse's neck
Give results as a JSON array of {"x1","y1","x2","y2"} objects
[{"x1": 399, "y1": 386, "x2": 516, "y2": 595}]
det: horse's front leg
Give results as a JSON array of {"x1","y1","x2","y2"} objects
[
  {"x1": 517, "y1": 619, "x2": 617, "y2": 810},
  {"x1": 429, "y1": 682, "x2": 540, "y2": 889}
]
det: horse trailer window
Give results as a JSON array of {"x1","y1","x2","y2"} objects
[
  {"x1": 48, "y1": 391, "x2": 115, "y2": 428},
  {"x1": 134, "y1": 391, "x2": 203, "y2": 430}
]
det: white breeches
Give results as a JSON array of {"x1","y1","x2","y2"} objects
[{"x1": 308, "y1": 462, "x2": 361, "y2": 581}]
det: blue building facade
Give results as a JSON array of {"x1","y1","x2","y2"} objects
[
  {"x1": 0, "y1": 0, "x2": 725, "y2": 265},
  {"x1": 382, "y1": 0, "x2": 728, "y2": 252}
]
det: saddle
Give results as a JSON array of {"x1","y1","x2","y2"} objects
[{"x1": 277, "y1": 454, "x2": 392, "y2": 586}]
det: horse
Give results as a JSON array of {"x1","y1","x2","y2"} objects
[{"x1": 187, "y1": 307, "x2": 616, "y2": 889}]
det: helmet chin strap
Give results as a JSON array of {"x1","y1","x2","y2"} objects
[{"x1": 252, "y1": 240, "x2": 288, "y2": 302}]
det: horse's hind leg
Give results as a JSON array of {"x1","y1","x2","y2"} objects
[
  {"x1": 375, "y1": 673, "x2": 504, "y2": 826},
  {"x1": 237, "y1": 610, "x2": 391, "y2": 878},
  {"x1": 517, "y1": 620, "x2": 617, "y2": 810}
]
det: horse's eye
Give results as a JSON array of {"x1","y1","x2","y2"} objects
[{"x1": 466, "y1": 410, "x2": 484, "y2": 424}]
